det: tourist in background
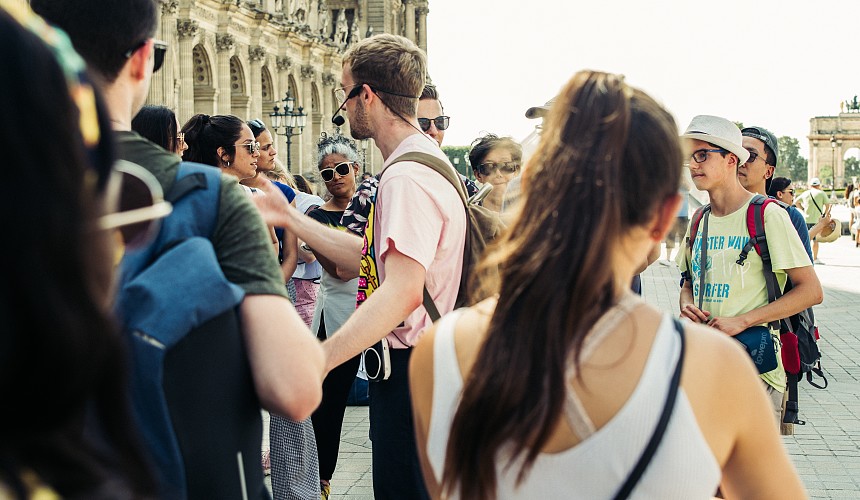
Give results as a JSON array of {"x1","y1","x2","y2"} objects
[{"x1": 132, "y1": 104, "x2": 187, "y2": 156}]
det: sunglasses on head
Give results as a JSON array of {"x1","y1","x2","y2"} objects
[
  {"x1": 124, "y1": 39, "x2": 167, "y2": 73},
  {"x1": 475, "y1": 161, "x2": 520, "y2": 177},
  {"x1": 319, "y1": 161, "x2": 355, "y2": 182},
  {"x1": 98, "y1": 160, "x2": 173, "y2": 250},
  {"x1": 417, "y1": 116, "x2": 450, "y2": 132}
]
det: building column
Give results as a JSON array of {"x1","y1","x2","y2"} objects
[
  {"x1": 321, "y1": 72, "x2": 336, "y2": 134},
  {"x1": 404, "y1": 0, "x2": 416, "y2": 42},
  {"x1": 216, "y1": 34, "x2": 235, "y2": 115},
  {"x1": 176, "y1": 19, "x2": 199, "y2": 124},
  {"x1": 149, "y1": 1, "x2": 178, "y2": 105},
  {"x1": 249, "y1": 46, "x2": 266, "y2": 121},
  {"x1": 416, "y1": 6, "x2": 428, "y2": 53},
  {"x1": 300, "y1": 64, "x2": 316, "y2": 176},
  {"x1": 837, "y1": 141, "x2": 844, "y2": 188},
  {"x1": 810, "y1": 142, "x2": 818, "y2": 180}
]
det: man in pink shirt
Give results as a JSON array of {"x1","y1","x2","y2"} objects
[{"x1": 255, "y1": 34, "x2": 465, "y2": 499}]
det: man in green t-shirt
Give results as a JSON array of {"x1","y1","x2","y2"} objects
[
  {"x1": 31, "y1": 2, "x2": 326, "y2": 494},
  {"x1": 794, "y1": 177, "x2": 831, "y2": 264},
  {"x1": 676, "y1": 115, "x2": 823, "y2": 425}
]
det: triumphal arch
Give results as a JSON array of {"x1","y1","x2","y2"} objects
[{"x1": 808, "y1": 97, "x2": 860, "y2": 187}]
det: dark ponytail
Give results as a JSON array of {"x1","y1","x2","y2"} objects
[
  {"x1": 181, "y1": 113, "x2": 244, "y2": 167},
  {"x1": 443, "y1": 71, "x2": 682, "y2": 500}
]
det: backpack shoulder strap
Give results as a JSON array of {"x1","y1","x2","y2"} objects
[
  {"x1": 738, "y1": 194, "x2": 782, "y2": 330},
  {"x1": 384, "y1": 152, "x2": 470, "y2": 323},
  {"x1": 386, "y1": 151, "x2": 469, "y2": 205},
  {"x1": 687, "y1": 204, "x2": 711, "y2": 251},
  {"x1": 170, "y1": 162, "x2": 222, "y2": 239}
]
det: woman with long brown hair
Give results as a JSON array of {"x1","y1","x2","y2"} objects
[{"x1": 409, "y1": 71, "x2": 805, "y2": 499}]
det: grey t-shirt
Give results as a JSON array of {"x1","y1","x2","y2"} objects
[{"x1": 114, "y1": 131, "x2": 287, "y2": 298}]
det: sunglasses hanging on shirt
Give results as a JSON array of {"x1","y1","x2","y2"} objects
[{"x1": 98, "y1": 160, "x2": 173, "y2": 250}]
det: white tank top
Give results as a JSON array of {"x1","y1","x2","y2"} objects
[{"x1": 427, "y1": 308, "x2": 721, "y2": 499}]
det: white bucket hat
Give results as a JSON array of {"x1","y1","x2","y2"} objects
[{"x1": 681, "y1": 115, "x2": 750, "y2": 165}]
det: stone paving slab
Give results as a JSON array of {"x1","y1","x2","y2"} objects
[{"x1": 328, "y1": 236, "x2": 860, "y2": 498}]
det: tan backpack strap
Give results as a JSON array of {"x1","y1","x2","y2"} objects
[{"x1": 387, "y1": 151, "x2": 469, "y2": 205}]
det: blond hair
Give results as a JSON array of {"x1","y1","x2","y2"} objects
[{"x1": 343, "y1": 34, "x2": 426, "y2": 117}]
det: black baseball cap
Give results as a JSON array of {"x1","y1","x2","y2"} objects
[{"x1": 741, "y1": 126, "x2": 778, "y2": 166}]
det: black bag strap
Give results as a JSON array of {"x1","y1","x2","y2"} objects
[
  {"x1": 613, "y1": 318, "x2": 687, "y2": 500},
  {"x1": 423, "y1": 287, "x2": 441, "y2": 323},
  {"x1": 809, "y1": 192, "x2": 823, "y2": 216},
  {"x1": 745, "y1": 196, "x2": 783, "y2": 331},
  {"x1": 783, "y1": 372, "x2": 804, "y2": 425}
]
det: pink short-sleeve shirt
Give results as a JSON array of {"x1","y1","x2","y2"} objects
[{"x1": 374, "y1": 134, "x2": 466, "y2": 348}]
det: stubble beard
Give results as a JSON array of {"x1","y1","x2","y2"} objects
[{"x1": 349, "y1": 99, "x2": 372, "y2": 140}]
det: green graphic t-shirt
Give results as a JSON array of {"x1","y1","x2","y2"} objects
[{"x1": 678, "y1": 197, "x2": 811, "y2": 392}]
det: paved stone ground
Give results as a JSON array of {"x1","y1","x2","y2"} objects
[{"x1": 321, "y1": 235, "x2": 860, "y2": 499}]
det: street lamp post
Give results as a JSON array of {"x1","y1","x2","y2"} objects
[
  {"x1": 360, "y1": 139, "x2": 369, "y2": 174},
  {"x1": 831, "y1": 135, "x2": 837, "y2": 198},
  {"x1": 269, "y1": 91, "x2": 307, "y2": 172}
]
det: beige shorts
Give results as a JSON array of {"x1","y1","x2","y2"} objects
[{"x1": 763, "y1": 382, "x2": 784, "y2": 427}]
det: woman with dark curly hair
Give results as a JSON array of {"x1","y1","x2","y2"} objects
[{"x1": 468, "y1": 134, "x2": 522, "y2": 213}]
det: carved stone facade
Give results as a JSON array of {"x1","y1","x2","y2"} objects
[
  {"x1": 809, "y1": 110, "x2": 860, "y2": 188},
  {"x1": 148, "y1": 0, "x2": 429, "y2": 173}
]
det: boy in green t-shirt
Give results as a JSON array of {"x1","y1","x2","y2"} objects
[
  {"x1": 676, "y1": 115, "x2": 823, "y2": 425},
  {"x1": 794, "y1": 178, "x2": 831, "y2": 263}
]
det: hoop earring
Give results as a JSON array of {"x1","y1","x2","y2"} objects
[{"x1": 225, "y1": 161, "x2": 231, "y2": 167}]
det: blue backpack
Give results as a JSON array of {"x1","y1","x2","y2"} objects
[{"x1": 116, "y1": 163, "x2": 268, "y2": 499}]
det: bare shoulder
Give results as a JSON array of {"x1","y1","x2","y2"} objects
[{"x1": 682, "y1": 321, "x2": 759, "y2": 380}]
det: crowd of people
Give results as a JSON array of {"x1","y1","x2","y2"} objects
[{"x1": 1, "y1": 0, "x2": 826, "y2": 498}]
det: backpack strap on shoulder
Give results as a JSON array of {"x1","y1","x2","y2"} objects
[
  {"x1": 386, "y1": 151, "x2": 469, "y2": 205},
  {"x1": 384, "y1": 152, "x2": 472, "y2": 321},
  {"x1": 681, "y1": 204, "x2": 710, "y2": 287},
  {"x1": 687, "y1": 204, "x2": 711, "y2": 251},
  {"x1": 739, "y1": 194, "x2": 782, "y2": 331},
  {"x1": 167, "y1": 168, "x2": 209, "y2": 204}
]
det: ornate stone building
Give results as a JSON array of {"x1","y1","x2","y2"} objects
[{"x1": 150, "y1": 0, "x2": 430, "y2": 174}]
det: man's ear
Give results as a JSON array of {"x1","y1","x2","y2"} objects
[
  {"x1": 766, "y1": 165, "x2": 775, "y2": 180},
  {"x1": 128, "y1": 40, "x2": 153, "y2": 81}
]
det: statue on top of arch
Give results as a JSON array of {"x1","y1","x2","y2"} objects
[{"x1": 844, "y1": 95, "x2": 860, "y2": 113}]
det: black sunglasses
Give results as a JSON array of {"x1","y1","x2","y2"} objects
[
  {"x1": 418, "y1": 116, "x2": 450, "y2": 132},
  {"x1": 475, "y1": 161, "x2": 520, "y2": 177},
  {"x1": 124, "y1": 39, "x2": 167, "y2": 73},
  {"x1": 319, "y1": 161, "x2": 354, "y2": 182}
]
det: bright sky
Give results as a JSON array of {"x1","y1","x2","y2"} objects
[{"x1": 426, "y1": 0, "x2": 860, "y2": 158}]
